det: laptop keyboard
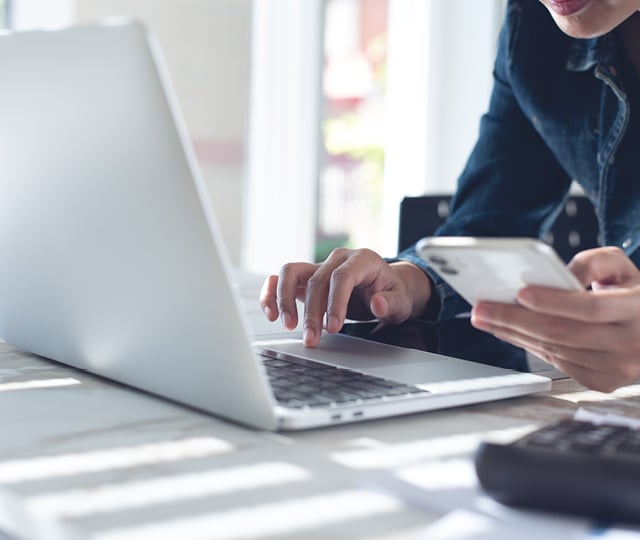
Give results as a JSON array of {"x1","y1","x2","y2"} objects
[{"x1": 260, "y1": 353, "x2": 429, "y2": 408}]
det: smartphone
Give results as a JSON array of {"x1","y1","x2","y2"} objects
[{"x1": 416, "y1": 237, "x2": 584, "y2": 305}]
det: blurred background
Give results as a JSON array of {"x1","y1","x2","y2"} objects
[{"x1": 1, "y1": 0, "x2": 505, "y2": 273}]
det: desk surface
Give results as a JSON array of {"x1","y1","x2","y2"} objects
[
  {"x1": 2, "y1": 273, "x2": 640, "y2": 539},
  {"x1": 2, "y1": 340, "x2": 640, "y2": 540}
]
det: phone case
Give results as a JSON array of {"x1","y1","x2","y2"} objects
[{"x1": 416, "y1": 237, "x2": 583, "y2": 305}]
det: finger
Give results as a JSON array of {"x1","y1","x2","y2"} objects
[
  {"x1": 523, "y1": 341, "x2": 627, "y2": 392},
  {"x1": 471, "y1": 301, "x2": 616, "y2": 351},
  {"x1": 516, "y1": 285, "x2": 640, "y2": 324},
  {"x1": 303, "y1": 249, "x2": 355, "y2": 346},
  {"x1": 382, "y1": 261, "x2": 434, "y2": 321},
  {"x1": 484, "y1": 323, "x2": 614, "y2": 389},
  {"x1": 325, "y1": 255, "x2": 368, "y2": 333},
  {"x1": 259, "y1": 275, "x2": 280, "y2": 321},
  {"x1": 369, "y1": 290, "x2": 413, "y2": 325},
  {"x1": 370, "y1": 293, "x2": 391, "y2": 320},
  {"x1": 478, "y1": 314, "x2": 637, "y2": 386},
  {"x1": 327, "y1": 251, "x2": 420, "y2": 329},
  {"x1": 550, "y1": 360, "x2": 623, "y2": 393},
  {"x1": 491, "y1": 326, "x2": 608, "y2": 374},
  {"x1": 277, "y1": 262, "x2": 318, "y2": 331},
  {"x1": 472, "y1": 305, "x2": 640, "y2": 392},
  {"x1": 325, "y1": 249, "x2": 388, "y2": 332},
  {"x1": 569, "y1": 247, "x2": 639, "y2": 287}
]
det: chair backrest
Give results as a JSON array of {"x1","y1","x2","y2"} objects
[{"x1": 398, "y1": 194, "x2": 600, "y2": 263}]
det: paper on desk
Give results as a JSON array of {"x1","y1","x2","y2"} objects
[
  {"x1": 413, "y1": 509, "x2": 545, "y2": 540},
  {"x1": 363, "y1": 459, "x2": 594, "y2": 538},
  {"x1": 362, "y1": 409, "x2": 640, "y2": 539},
  {"x1": 362, "y1": 409, "x2": 640, "y2": 540},
  {"x1": 365, "y1": 462, "x2": 636, "y2": 540},
  {"x1": 415, "y1": 509, "x2": 640, "y2": 540}
]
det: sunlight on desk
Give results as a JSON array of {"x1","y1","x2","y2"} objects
[
  {"x1": 92, "y1": 490, "x2": 402, "y2": 540},
  {"x1": 395, "y1": 459, "x2": 477, "y2": 492},
  {"x1": 0, "y1": 437, "x2": 233, "y2": 484},
  {"x1": 330, "y1": 425, "x2": 536, "y2": 470},
  {"x1": 0, "y1": 378, "x2": 81, "y2": 392},
  {"x1": 26, "y1": 462, "x2": 310, "y2": 519},
  {"x1": 421, "y1": 509, "x2": 541, "y2": 540},
  {"x1": 554, "y1": 383, "x2": 640, "y2": 404}
]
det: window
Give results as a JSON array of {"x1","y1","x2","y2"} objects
[
  {"x1": 317, "y1": 0, "x2": 504, "y2": 260},
  {"x1": 317, "y1": 0, "x2": 388, "y2": 261},
  {"x1": 0, "y1": 0, "x2": 9, "y2": 28},
  {"x1": 8, "y1": 0, "x2": 73, "y2": 30},
  {"x1": 245, "y1": 0, "x2": 504, "y2": 274}
]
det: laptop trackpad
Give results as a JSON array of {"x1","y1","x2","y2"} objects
[{"x1": 255, "y1": 332, "x2": 510, "y2": 385}]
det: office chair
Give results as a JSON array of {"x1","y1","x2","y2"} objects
[{"x1": 398, "y1": 194, "x2": 600, "y2": 263}]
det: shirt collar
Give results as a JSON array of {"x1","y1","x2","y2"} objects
[{"x1": 565, "y1": 31, "x2": 621, "y2": 72}]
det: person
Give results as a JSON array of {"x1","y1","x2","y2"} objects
[{"x1": 260, "y1": 0, "x2": 640, "y2": 393}]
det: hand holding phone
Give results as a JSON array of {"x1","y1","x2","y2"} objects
[{"x1": 416, "y1": 237, "x2": 584, "y2": 306}]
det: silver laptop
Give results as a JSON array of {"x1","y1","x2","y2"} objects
[{"x1": 0, "y1": 21, "x2": 550, "y2": 431}]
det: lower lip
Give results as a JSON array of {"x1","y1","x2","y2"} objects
[{"x1": 547, "y1": 0, "x2": 590, "y2": 16}]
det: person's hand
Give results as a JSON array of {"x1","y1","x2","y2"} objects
[
  {"x1": 471, "y1": 247, "x2": 640, "y2": 392},
  {"x1": 259, "y1": 248, "x2": 433, "y2": 347}
]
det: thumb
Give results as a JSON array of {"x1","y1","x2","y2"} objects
[
  {"x1": 369, "y1": 290, "x2": 412, "y2": 325},
  {"x1": 569, "y1": 247, "x2": 640, "y2": 288}
]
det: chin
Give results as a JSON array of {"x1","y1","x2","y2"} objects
[{"x1": 548, "y1": 10, "x2": 622, "y2": 38}]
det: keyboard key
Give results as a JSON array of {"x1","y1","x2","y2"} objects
[{"x1": 260, "y1": 353, "x2": 429, "y2": 408}]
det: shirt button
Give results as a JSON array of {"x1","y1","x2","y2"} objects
[{"x1": 622, "y1": 238, "x2": 632, "y2": 249}]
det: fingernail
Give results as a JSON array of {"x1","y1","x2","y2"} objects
[
  {"x1": 281, "y1": 311, "x2": 293, "y2": 329},
  {"x1": 516, "y1": 288, "x2": 532, "y2": 305},
  {"x1": 263, "y1": 305, "x2": 274, "y2": 320},
  {"x1": 303, "y1": 326, "x2": 316, "y2": 345},
  {"x1": 471, "y1": 306, "x2": 491, "y2": 328},
  {"x1": 327, "y1": 315, "x2": 340, "y2": 333}
]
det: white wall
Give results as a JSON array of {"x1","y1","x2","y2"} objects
[
  {"x1": 243, "y1": 0, "x2": 324, "y2": 274},
  {"x1": 424, "y1": 1, "x2": 504, "y2": 192},
  {"x1": 10, "y1": 0, "x2": 74, "y2": 29}
]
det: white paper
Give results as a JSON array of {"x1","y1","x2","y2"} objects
[{"x1": 416, "y1": 509, "x2": 553, "y2": 540}]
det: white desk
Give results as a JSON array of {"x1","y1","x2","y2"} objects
[
  {"x1": 3, "y1": 340, "x2": 640, "y2": 539},
  {"x1": 1, "y1": 274, "x2": 639, "y2": 539}
]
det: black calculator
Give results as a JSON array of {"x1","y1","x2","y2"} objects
[{"x1": 474, "y1": 418, "x2": 640, "y2": 524}]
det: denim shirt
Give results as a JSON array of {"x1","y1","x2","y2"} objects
[{"x1": 397, "y1": 0, "x2": 640, "y2": 322}]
